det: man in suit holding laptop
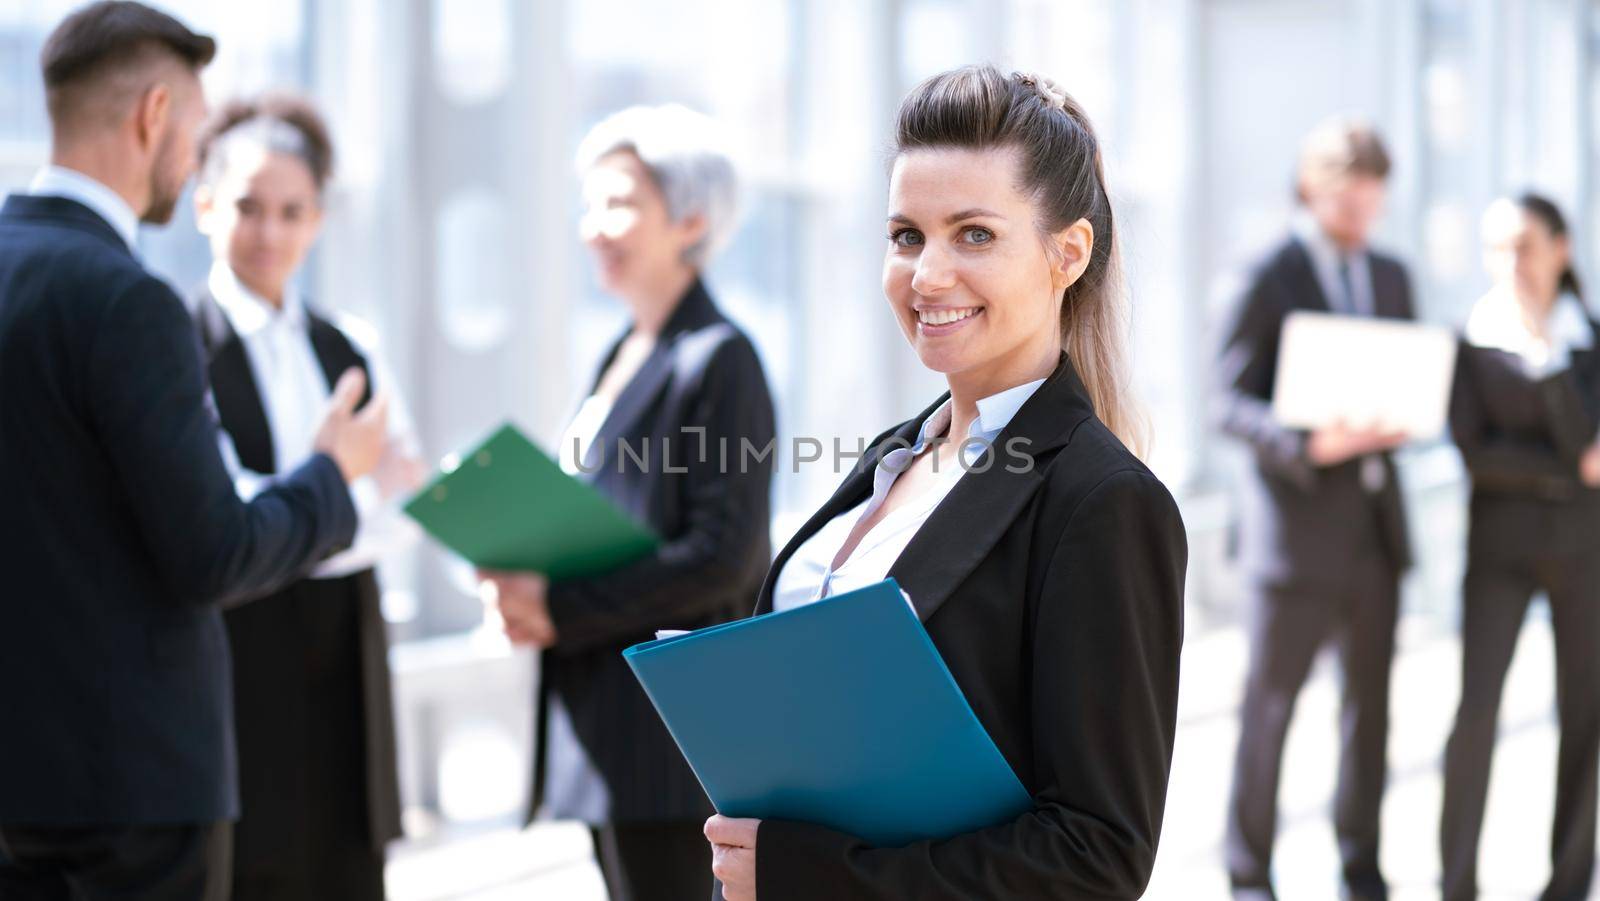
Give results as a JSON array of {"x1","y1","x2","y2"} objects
[
  {"x1": 0, "y1": 3, "x2": 388, "y2": 898},
  {"x1": 1217, "y1": 118, "x2": 1417, "y2": 901}
]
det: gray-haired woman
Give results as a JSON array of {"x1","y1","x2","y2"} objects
[{"x1": 479, "y1": 105, "x2": 776, "y2": 901}]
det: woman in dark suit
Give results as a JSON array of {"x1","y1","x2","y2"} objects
[
  {"x1": 189, "y1": 96, "x2": 422, "y2": 900},
  {"x1": 1440, "y1": 193, "x2": 1600, "y2": 901},
  {"x1": 481, "y1": 104, "x2": 776, "y2": 901},
  {"x1": 703, "y1": 66, "x2": 1187, "y2": 901}
]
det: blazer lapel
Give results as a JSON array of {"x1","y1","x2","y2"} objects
[
  {"x1": 194, "y1": 290, "x2": 277, "y2": 475},
  {"x1": 887, "y1": 356, "x2": 1092, "y2": 623},
  {"x1": 1283, "y1": 240, "x2": 1334, "y2": 314},
  {"x1": 580, "y1": 280, "x2": 722, "y2": 476},
  {"x1": 750, "y1": 413, "x2": 927, "y2": 615}
]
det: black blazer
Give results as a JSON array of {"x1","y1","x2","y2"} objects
[
  {"x1": 534, "y1": 279, "x2": 777, "y2": 822},
  {"x1": 193, "y1": 289, "x2": 403, "y2": 852},
  {"x1": 746, "y1": 356, "x2": 1187, "y2": 900},
  {"x1": 0, "y1": 195, "x2": 356, "y2": 826},
  {"x1": 1451, "y1": 324, "x2": 1600, "y2": 560},
  {"x1": 1215, "y1": 236, "x2": 1415, "y2": 588}
]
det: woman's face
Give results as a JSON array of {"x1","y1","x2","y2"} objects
[
  {"x1": 579, "y1": 150, "x2": 704, "y2": 300},
  {"x1": 1482, "y1": 200, "x2": 1569, "y2": 306},
  {"x1": 196, "y1": 146, "x2": 323, "y2": 302},
  {"x1": 883, "y1": 146, "x2": 1088, "y2": 387}
]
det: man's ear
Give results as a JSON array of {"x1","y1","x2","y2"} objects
[
  {"x1": 1051, "y1": 217, "x2": 1095, "y2": 292},
  {"x1": 133, "y1": 82, "x2": 171, "y2": 155}
]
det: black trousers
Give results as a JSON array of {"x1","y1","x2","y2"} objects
[
  {"x1": 1225, "y1": 562, "x2": 1399, "y2": 899},
  {"x1": 1440, "y1": 548, "x2": 1600, "y2": 901},
  {"x1": 590, "y1": 820, "x2": 712, "y2": 901},
  {"x1": 0, "y1": 822, "x2": 231, "y2": 901}
]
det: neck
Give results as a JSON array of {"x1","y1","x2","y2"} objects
[
  {"x1": 50, "y1": 142, "x2": 147, "y2": 218},
  {"x1": 624, "y1": 265, "x2": 698, "y2": 337},
  {"x1": 1516, "y1": 287, "x2": 1559, "y2": 336},
  {"x1": 943, "y1": 340, "x2": 1060, "y2": 443},
  {"x1": 224, "y1": 262, "x2": 287, "y2": 309}
]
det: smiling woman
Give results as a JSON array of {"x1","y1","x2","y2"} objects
[{"x1": 707, "y1": 65, "x2": 1187, "y2": 901}]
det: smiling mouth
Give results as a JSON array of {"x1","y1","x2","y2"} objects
[{"x1": 917, "y1": 307, "x2": 982, "y2": 326}]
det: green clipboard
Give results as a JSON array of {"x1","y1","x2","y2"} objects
[{"x1": 403, "y1": 422, "x2": 659, "y2": 582}]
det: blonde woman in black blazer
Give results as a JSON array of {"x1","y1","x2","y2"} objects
[{"x1": 705, "y1": 66, "x2": 1187, "y2": 901}]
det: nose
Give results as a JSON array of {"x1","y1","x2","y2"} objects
[{"x1": 910, "y1": 242, "x2": 956, "y2": 296}]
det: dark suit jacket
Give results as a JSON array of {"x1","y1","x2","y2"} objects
[
  {"x1": 1215, "y1": 236, "x2": 1414, "y2": 589},
  {"x1": 533, "y1": 279, "x2": 777, "y2": 822},
  {"x1": 193, "y1": 289, "x2": 403, "y2": 852},
  {"x1": 1451, "y1": 325, "x2": 1600, "y2": 561},
  {"x1": 745, "y1": 355, "x2": 1187, "y2": 900},
  {"x1": 0, "y1": 195, "x2": 356, "y2": 826}
]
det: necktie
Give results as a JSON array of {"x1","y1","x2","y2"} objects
[{"x1": 1337, "y1": 255, "x2": 1359, "y2": 317}]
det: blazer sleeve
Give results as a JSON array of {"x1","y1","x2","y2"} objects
[
  {"x1": 1449, "y1": 343, "x2": 1586, "y2": 498},
  {"x1": 545, "y1": 337, "x2": 777, "y2": 653},
  {"x1": 86, "y1": 274, "x2": 358, "y2": 607},
  {"x1": 753, "y1": 470, "x2": 1187, "y2": 900},
  {"x1": 1214, "y1": 270, "x2": 1318, "y2": 491}
]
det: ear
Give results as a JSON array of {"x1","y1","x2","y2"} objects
[
  {"x1": 192, "y1": 182, "x2": 215, "y2": 234},
  {"x1": 676, "y1": 210, "x2": 709, "y2": 255},
  {"x1": 1050, "y1": 217, "x2": 1095, "y2": 292},
  {"x1": 134, "y1": 82, "x2": 172, "y2": 154}
]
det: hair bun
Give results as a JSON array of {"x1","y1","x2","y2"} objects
[{"x1": 1012, "y1": 71, "x2": 1068, "y2": 111}]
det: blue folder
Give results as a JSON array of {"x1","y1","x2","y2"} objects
[{"x1": 622, "y1": 578, "x2": 1032, "y2": 847}]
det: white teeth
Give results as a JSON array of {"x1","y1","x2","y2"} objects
[{"x1": 918, "y1": 307, "x2": 979, "y2": 326}]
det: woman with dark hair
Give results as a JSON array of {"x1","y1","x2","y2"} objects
[
  {"x1": 1441, "y1": 193, "x2": 1600, "y2": 901},
  {"x1": 702, "y1": 65, "x2": 1186, "y2": 901},
  {"x1": 189, "y1": 94, "x2": 422, "y2": 901}
]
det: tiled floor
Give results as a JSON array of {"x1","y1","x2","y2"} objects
[{"x1": 388, "y1": 611, "x2": 1583, "y2": 900}]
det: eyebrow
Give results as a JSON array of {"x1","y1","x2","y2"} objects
[{"x1": 887, "y1": 208, "x2": 1006, "y2": 226}]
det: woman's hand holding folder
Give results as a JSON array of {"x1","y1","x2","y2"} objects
[
  {"x1": 477, "y1": 570, "x2": 557, "y2": 648},
  {"x1": 706, "y1": 815, "x2": 759, "y2": 901}
]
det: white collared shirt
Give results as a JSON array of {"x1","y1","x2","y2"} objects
[
  {"x1": 771, "y1": 377, "x2": 1046, "y2": 612},
  {"x1": 210, "y1": 262, "x2": 422, "y2": 579},
  {"x1": 29, "y1": 165, "x2": 140, "y2": 251},
  {"x1": 1465, "y1": 289, "x2": 1595, "y2": 379},
  {"x1": 1292, "y1": 212, "x2": 1374, "y2": 318}
]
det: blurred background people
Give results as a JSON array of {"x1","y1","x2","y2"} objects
[
  {"x1": 705, "y1": 65, "x2": 1187, "y2": 901},
  {"x1": 1217, "y1": 118, "x2": 1415, "y2": 901},
  {"x1": 190, "y1": 93, "x2": 424, "y2": 901},
  {"x1": 0, "y1": 3, "x2": 388, "y2": 899},
  {"x1": 1440, "y1": 193, "x2": 1600, "y2": 901},
  {"x1": 479, "y1": 104, "x2": 776, "y2": 901}
]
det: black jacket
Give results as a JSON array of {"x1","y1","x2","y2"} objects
[
  {"x1": 534, "y1": 279, "x2": 777, "y2": 822},
  {"x1": 1451, "y1": 322, "x2": 1600, "y2": 560},
  {"x1": 193, "y1": 288, "x2": 403, "y2": 853},
  {"x1": 1215, "y1": 236, "x2": 1415, "y2": 588},
  {"x1": 749, "y1": 355, "x2": 1187, "y2": 900},
  {"x1": 0, "y1": 195, "x2": 355, "y2": 825}
]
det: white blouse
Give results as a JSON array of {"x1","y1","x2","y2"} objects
[
  {"x1": 209, "y1": 262, "x2": 422, "y2": 580},
  {"x1": 771, "y1": 378, "x2": 1045, "y2": 612},
  {"x1": 1465, "y1": 290, "x2": 1594, "y2": 378}
]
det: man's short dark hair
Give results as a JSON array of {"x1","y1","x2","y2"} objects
[{"x1": 41, "y1": 1, "x2": 215, "y2": 128}]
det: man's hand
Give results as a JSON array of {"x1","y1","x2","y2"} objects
[
  {"x1": 1307, "y1": 421, "x2": 1408, "y2": 467},
  {"x1": 478, "y1": 570, "x2": 557, "y2": 649},
  {"x1": 706, "y1": 815, "x2": 759, "y2": 901},
  {"x1": 312, "y1": 368, "x2": 390, "y2": 482}
]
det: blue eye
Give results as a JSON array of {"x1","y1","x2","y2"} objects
[
  {"x1": 963, "y1": 227, "x2": 994, "y2": 244},
  {"x1": 889, "y1": 228, "x2": 923, "y2": 248}
]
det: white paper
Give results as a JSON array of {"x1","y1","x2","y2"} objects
[{"x1": 1271, "y1": 311, "x2": 1458, "y2": 439}]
